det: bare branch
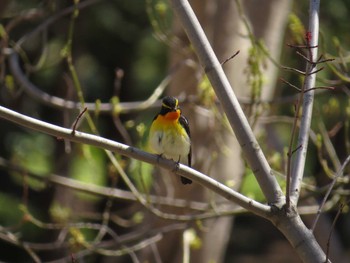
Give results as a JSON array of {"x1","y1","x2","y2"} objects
[
  {"x1": 14, "y1": 0, "x2": 103, "y2": 48},
  {"x1": 221, "y1": 50, "x2": 240, "y2": 66},
  {"x1": 6, "y1": 50, "x2": 170, "y2": 114},
  {"x1": 290, "y1": 0, "x2": 322, "y2": 206},
  {"x1": 296, "y1": 52, "x2": 334, "y2": 65},
  {"x1": 303, "y1": 86, "x2": 335, "y2": 93},
  {"x1": 280, "y1": 65, "x2": 307, "y2": 75},
  {"x1": 311, "y1": 155, "x2": 350, "y2": 232},
  {"x1": 71, "y1": 107, "x2": 87, "y2": 135},
  {"x1": 280, "y1": 78, "x2": 301, "y2": 91},
  {"x1": 325, "y1": 203, "x2": 346, "y2": 263},
  {"x1": 287, "y1": 43, "x2": 318, "y2": 49},
  {"x1": 0, "y1": 227, "x2": 41, "y2": 263},
  {"x1": 0, "y1": 156, "x2": 239, "y2": 214},
  {"x1": 88, "y1": 234, "x2": 163, "y2": 257},
  {"x1": 308, "y1": 66, "x2": 324, "y2": 75},
  {"x1": 0, "y1": 105, "x2": 271, "y2": 218}
]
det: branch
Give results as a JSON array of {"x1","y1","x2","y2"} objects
[
  {"x1": 0, "y1": 105, "x2": 270, "y2": 218},
  {"x1": 87, "y1": 234, "x2": 162, "y2": 257},
  {"x1": 325, "y1": 202, "x2": 346, "y2": 263},
  {"x1": 0, "y1": 227, "x2": 41, "y2": 263},
  {"x1": 0, "y1": 156, "x2": 238, "y2": 214},
  {"x1": 169, "y1": 0, "x2": 284, "y2": 206},
  {"x1": 289, "y1": 0, "x2": 321, "y2": 206},
  {"x1": 311, "y1": 154, "x2": 350, "y2": 232},
  {"x1": 6, "y1": 50, "x2": 170, "y2": 114},
  {"x1": 14, "y1": 0, "x2": 101, "y2": 46}
]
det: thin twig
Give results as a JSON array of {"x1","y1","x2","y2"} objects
[
  {"x1": 221, "y1": 50, "x2": 240, "y2": 66},
  {"x1": 325, "y1": 202, "x2": 346, "y2": 263},
  {"x1": 295, "y1": 52, "x2": 334, "y2": 65},
  {"x1": 0, "y1": 228, "x2": 41, "y2": 263},
  {"x1": 296, "y1": 50, "x2": 314, "y2": 64},
  {"x1": 287, "y1": 43, "x2": 318, "y2": 49},
  {"x1": 303, "y1": 86, "x2": 335, "y2": 93},
  {"x1": 316, "y1": 58, "x2": 334, "y2": 64},
  {"x1": 6, "y1": 50, "x2": 172, "y2": 114},
  {"x1": 311, "y1": 155, "x2": 350, "y2": 232},
  {"x1": 308, "y1": 66, "x2": 324, "y2": 75},
  {"x1": 92, "y1": 234, "x2": 161, "y2": 257},
  {"x1": 71, "y1": 107, "x2": 87, "y2": 135},
  {"x1": 314, "y1": 119, "x2": 340, "y2": 179},
  {"x1": 15, "y1": 0, "x2": 103, "y2": 48},
  {"x1": 280, "y1": 65, "x2": 306, "y2": 75},
  {"x1": 280, "y1": 78, "x2": 301, "y2": 91},
  {"x1": 0, "y1": 156, "x2": 215, "y2": 212},
  {"x1": 291, "y1": 144, "x2": 303, "y2": 155}
]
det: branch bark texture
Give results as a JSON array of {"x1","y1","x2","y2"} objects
[{"x1": 290, "y1": 0, "x2": 321, "y2": 205}]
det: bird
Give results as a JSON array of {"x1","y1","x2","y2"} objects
[{"x1": 149, "y1": 96, "x2": 192, "y2": 184}]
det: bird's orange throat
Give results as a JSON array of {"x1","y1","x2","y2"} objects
[{"x1": 163, "y1": 110, "x2": 180, "y2": 121}]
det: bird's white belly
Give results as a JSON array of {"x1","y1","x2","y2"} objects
[{"x1": 150, "y1": 130, "x2": 190, "y2": 162}]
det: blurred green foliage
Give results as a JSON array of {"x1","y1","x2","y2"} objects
[
  {"x1": 7, "y1": 132, "x2": 54, "y2": 190},
  {"x1": 240, "y1": 169, "x2": 265, "y2": 203},
  {"x1": 0, "y1": 193, "x2": 23, "y2": 225},
  {"x1": 69, "y1": 144, "x2": 107, "y2": 201}
]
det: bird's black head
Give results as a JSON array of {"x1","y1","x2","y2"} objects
[{"x1": 160, "y1": 96, "x2": 179, "y2": 114}]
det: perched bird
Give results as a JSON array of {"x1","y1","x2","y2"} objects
[{"x1": 149, "y1": 96, "x2": 192, "y2": 184}]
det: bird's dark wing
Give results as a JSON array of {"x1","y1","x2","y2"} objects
[
  {"x1": 179, "y1": 115, "x2": 191, "y2": 167},
  {"x1": 179, "y1": 115, "x2": 190, "y2": 137},
  {"x1": 179, "y1": 114, "x2": 192, "y2": 184}
]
